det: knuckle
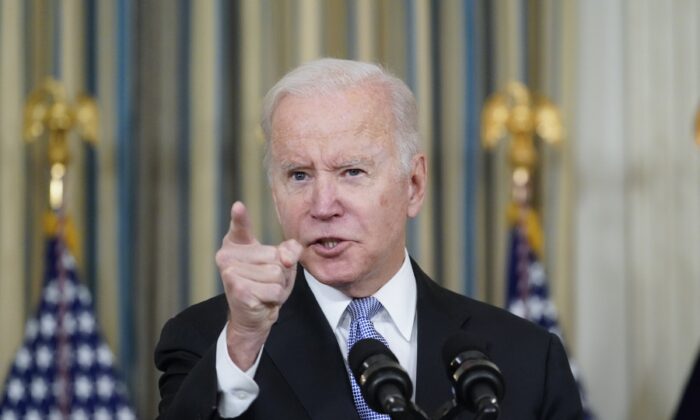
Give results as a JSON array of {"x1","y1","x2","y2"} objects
[
  {"x1": 219, "y1": 266, "x2": 237, "y2": 284},
  {"x1": 215, "y1": 249, "x2": 227, "y2": 267},
  {"x1": 238, "y1": 292, "x2": 257, "y2": 310},
  {"x1": 229, "y1": 278, "x2": 247, "y2": 297}
]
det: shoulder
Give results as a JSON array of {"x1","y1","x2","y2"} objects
[{"x1": 413, "y1": 260, "x2": 553, "y2": 351}]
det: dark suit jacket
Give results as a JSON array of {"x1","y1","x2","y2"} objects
[{"x1": 155, "y1": 260, "x2": 583, "y2": 419}]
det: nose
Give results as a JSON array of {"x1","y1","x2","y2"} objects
[{"x1": 309, "y1": 176, "x2": 343, "y2": 220}]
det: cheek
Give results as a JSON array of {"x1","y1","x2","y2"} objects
[
  {"x1": 374, "y1": 192, "x2": 407, "y2": 230},
  {"x1": 379, "y1": 193, "x2": 389, "y2": 208},
  {"x1": 379, "y1": 180, "x2": 409, "y2": 212}
]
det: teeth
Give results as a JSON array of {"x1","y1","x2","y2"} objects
[{"x1": 322, "y1": 240, "x2": 338, "y2": 249}]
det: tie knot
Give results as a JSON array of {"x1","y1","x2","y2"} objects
[{"x1": 348, "y1": 297, "x2": 383, "y2": 322}]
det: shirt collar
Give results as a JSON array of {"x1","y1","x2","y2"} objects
[{"x1": 305, "y1": 249, "x2": 417, "y2": 341}]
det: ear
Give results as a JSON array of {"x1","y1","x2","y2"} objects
[{"x1": 406, "y1": 153, "x2": 427, "y2": 218}]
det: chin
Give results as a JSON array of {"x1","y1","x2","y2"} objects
[
  {"x1": 306, "y1": 263, "x2": 386, "y2": 298},
  {"x1": 308, "y1": 264, "x2": 356, "y2": 285}
]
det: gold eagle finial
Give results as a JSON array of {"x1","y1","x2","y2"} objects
[{"x1": 23, "y1": 78, "x2": 99, "y2": 210}]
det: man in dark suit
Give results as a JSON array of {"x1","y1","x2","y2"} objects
[{"x1": 155, "y1": 58, "x2": 583, "y2": 419}]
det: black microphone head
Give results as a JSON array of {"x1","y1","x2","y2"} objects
[
  {"x1": 348, "y1": 338, "x2": 412, "y2": 414},
  {"x1": 349, "y1": 338, "x2": 397, "y2": 379},
  {"x1": 442, "y1": 332, "x2": 505, "y2": 413},
  {"x1": 442, "y1": 332, "x2": 487, "y2": 367}
]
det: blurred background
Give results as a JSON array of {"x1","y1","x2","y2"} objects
[{"x1": 1, "y1": 0, "x2": 698, "y2": 419}]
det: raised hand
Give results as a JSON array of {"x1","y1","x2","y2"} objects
[{"x1": 215, "y1": 201, "x2": 303, "y2": 370}]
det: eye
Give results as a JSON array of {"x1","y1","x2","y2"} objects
[
  {"x1": 291, "y1": 171, "x2": 308, "y2": 181},
  {"x1": 345, "y1": 168, "x2": 364, "y2": 177}
]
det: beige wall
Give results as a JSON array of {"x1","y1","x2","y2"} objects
[{"x1": 574, "y1": 1, "x2": 700, "y2": 418}]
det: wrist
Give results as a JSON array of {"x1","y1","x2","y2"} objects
[{"x1": 226, "y1": 322, "x2": 269, "y2": 370}]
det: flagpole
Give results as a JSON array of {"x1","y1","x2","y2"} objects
[
  {"x1": 23, "y1": 77, "x2": 99, "y2": 418},
  {"x1": 1, "y1": 75, "x2": 134, "y2": 420},
  {"x1": 481, "y1": 83, "x2": 596, "y2": 418}
]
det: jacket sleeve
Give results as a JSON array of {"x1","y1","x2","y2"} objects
[
  {"x1": 540, "y1": 333, "x2": 585, "y2": 420},
  {"x1": 154, "y1": 315, "x2": 224, "y2": 420}
]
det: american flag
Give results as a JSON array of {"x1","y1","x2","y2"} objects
[
  {"x1": 0, "y1": 230, "x2": 136, "y2": 419},
  {"x1": 506, "y1": 206, "x2": 596, "y2": 419}
]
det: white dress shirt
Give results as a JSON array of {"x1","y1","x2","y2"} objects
[{"x1": 215, "y1": 250, "x2": 418, "y2": 418}]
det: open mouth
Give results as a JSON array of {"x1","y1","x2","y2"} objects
[
  {"x1": 315, "y1": 238, "x2": 341, "y2": 249},
  {"x1": 309, "y1": 237, "x2": 350, "y2": 256}
]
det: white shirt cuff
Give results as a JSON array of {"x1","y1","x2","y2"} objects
[{"x1": 215, "y1": 322, "x2": 262, "y2": 418}]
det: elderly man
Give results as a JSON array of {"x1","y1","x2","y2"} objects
[{"x1": 155, "y1": 58, "x2": 583, "y2": 419}]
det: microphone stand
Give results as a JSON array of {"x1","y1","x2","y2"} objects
[
  {"x1": 431, "y1": 398, "x2": 499, "y2": 420},
  {"x1": 387, "y1": 401, "x2": 431, "y2": 420},
  {"x1": 473, "y1": 396, "x2": 499, "y2": 420}
]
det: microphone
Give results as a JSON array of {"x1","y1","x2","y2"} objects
[
  {"x1": 348, "y1": 338, "x2": 413, "y2": 415},
  {"x1": 442, "y1": 332, "x2": 505, "y2": 419}
]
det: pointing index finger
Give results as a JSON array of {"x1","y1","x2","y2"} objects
[{"x1": 227, "y1": 201, "x2": 258, "y2": 245}]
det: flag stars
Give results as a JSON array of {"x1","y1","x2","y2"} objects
[
  {"x1": 45, "y1": 282, "x2": 59, "y2": 304},
  {"x1": 61, "y1": 251, "x2": 76, "y2": 270},
  {"x1": 74, "y1": 375, "x2": 93, "y2": 400},
  {"x1": 97, "y1": 345, "x2": 113, "y2": 366},
  {"x1": 528, "y1": 262, "x2": 546, "y2": 286},
  {"x1": 15, "y1": 347, "x2": 31, "y2": 371},
  {"x1": 36, "y1": 345, "x2": 53, "y2": 370},
  {"x1": 24, "y1": 409, "x2": 42, "y2": 420},
  {"x1": 78, "y1": 311, "x2": 95, "y2": 334},
  {"x1": 77, "y1": 285, "x2": 92, "y2": 305},
  {"x1": 30, "y1": 377, "x2": 48, "y2": 401},
  {"x1": 508, "y1": 300, "x2": 526, "y2": 319},
  {"x1": 527, "y1": 296, "x2": 546, "y2": 320},
  {"x1": 117, "y1": 406, "x2": 136, "y2": 420},
  {"x1": 7, "y1": 378, "x2": 24, "y2": 402},
  {"x1": 70, "y1": 408, "x2": 89, "y2": 420},
  {"x1": 25, "y1": 319, "x2": 39, "y2": 340},
  {"x1": 77, "y1": 344, "x2": 95, "y2": 368},
  {"x1": 40, "y1": 313, "x2": 57, "y2": 337},
  {"x1": 2, "y1": 239, "x2": 135, "y2": 416},
  {"x1": 96, "y1": 375, "x2": 115, "y2": 399},
  {"x1": 1, "y1": 409, "x2": 19, "y2": 420},
  {"x1": 94, "y1": 408, "x2": 111, "y2": 420}
]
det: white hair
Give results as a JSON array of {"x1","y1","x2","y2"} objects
[{"x1": 261, "y1": 58, "x2": 420, "y2": 176}]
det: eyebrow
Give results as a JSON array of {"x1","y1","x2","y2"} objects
[
  {"x1": 280, "y1": 161, "x2": 305, "y2": 172},
  {"x1": 279, "y1": 157, "x2": 376, "y2": 172}
]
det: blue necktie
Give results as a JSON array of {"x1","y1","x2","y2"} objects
[{"x1": 346, "y1": 297, "x2": 391, "y2": 420}]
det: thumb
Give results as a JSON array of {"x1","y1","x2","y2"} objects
[
  {"x1": 226, "y1": 201, "x2": 258, "y2": 245},
  {"x1": 278, "y1": 239, "x2": 303, "y2": 290},
  {"x1": 278, "y1": 239, "x2": 303, "y2": 269}
]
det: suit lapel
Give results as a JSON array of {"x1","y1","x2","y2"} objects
[
  {"x1": 262, "y1": 260, "x2": 470, "y2": 419},
  {"x1": 412, "y1": 260, "x2": 472, "y2": 416},
  {"x1": 264, "y1": 268, "x2": 359, "y2": 420}
]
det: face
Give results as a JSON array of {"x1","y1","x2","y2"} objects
[{"x1": 268, "y1": 83, "x2": 426, "y2": 297}]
